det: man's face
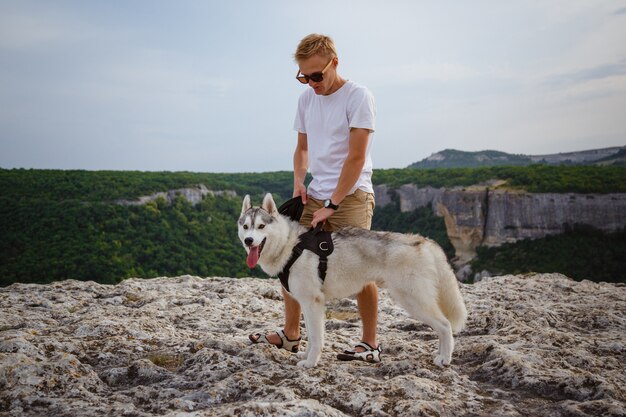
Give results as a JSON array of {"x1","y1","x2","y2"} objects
[{"x1": 297, "y1": 55, "x2": 336, "y2": 96}]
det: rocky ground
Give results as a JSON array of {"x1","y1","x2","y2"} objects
[{"x1": 0, "y1": 273, "x2": 624, "y2": 417}]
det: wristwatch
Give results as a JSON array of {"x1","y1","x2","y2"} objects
[{"x1": 323, "y1": 199, "x2": 339, "y2": 210}]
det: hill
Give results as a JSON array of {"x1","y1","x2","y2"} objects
[
  {"x1": 408, "y1": 146, "x2": 625, "y2": 169},
  {"x1": 1, "y1": 166, "x2": 625, "y2": 286},
  {"x1": 1, "y1": 273, "x2": 624, "y2": 416}
]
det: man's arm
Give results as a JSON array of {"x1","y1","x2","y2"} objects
[
  {"x1": 293, "y1": 132, "x2": 309, "y2": 201},
  {"x1": 331, "y1": 127, "x2": 370, "y2": 204},
  {"x1": 310, "y1": 127, "x2": 370, "y2": 227}
]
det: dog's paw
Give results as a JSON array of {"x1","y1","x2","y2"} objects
[
  {"x1": 434, "y1": 355, "x2": 451, "y2": 367},
  {"x1": 297, "y1": 359, "x2": 318, "y2": 368},
  {"x1": 296, "y1": 351, "x2": 307, "y2": 359}
]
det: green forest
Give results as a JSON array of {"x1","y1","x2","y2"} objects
[
  {"x1": 1, "y1": 165, "x2": 624, "y2": 286},
  {"x1": 471, "y1": 225, "x2": 626, "y2": 283}
]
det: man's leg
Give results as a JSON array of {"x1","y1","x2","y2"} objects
[
  {"x1": 327, "y1": 190, "x2": 379, "y2": 353},
  {"x1": 261, "y1": 287, "x2": 301, "y2": 345},
  {"x1": 356, "y1": 282, "x2": 378, "y2": 349},
  {"x1": 282, "y1": 287, "x2": 302, "y2": 340}
]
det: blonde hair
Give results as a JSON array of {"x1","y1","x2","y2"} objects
[{"x1": 294, "y1": 33, "x2": 337, "y2": 62}]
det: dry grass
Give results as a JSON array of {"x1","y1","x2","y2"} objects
[
  {"x1": 147, "y1": 353, "x2": 184, "y2": 371},
  {"x1": 325, "y1": 310, "x2": 360, "y2": 321}
]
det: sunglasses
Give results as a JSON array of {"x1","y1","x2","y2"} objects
[{"x1": 296, "y1": 58, "x2": 334, "y2": 84}]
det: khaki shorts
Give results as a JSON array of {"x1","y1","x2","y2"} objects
[{"x1": 299, "y1": 189, "x2": 375, "y2": 232}]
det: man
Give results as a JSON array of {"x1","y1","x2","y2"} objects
[{"x1": 249, "y1": 33, "x2": 380, "y2": 362}]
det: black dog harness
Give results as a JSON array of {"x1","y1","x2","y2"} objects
[{"x1": 277, "y1": 224, "x2": 334, "y2": 293}]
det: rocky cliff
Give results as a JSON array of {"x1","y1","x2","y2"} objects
[
  {"x1": 376, "y1": 184, "x2": 626, "y2": 263},
  {"x1": 1, "y1": 274, "x2": 625, "y2": 416},
  {"x1": 115, "y1": 185, "x2": 237, "y2": 206}
]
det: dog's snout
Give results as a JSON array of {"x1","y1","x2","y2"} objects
[{"x1": 244, "y1": 237, "x2": 254, "y2": 247}]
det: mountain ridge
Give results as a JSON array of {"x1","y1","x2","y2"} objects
[{"x1": 408, "y1": 146, "x2": 626, "y2": 168}]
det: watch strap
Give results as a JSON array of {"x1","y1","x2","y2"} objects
[{"x1": 324, "y1": 199, "x2": 339, "y2": 210}]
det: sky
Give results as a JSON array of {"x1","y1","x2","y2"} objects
[{"x1": 1, "y1": 1, "x2": 625, "y2": 173}]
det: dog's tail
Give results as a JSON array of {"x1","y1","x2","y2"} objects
[{"x1": 436, "y1": 251, "x2": 468, "y2": 333}]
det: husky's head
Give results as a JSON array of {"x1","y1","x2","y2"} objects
[{"x1": 238, "y1": 193, "x2": 279, "y2": 269}]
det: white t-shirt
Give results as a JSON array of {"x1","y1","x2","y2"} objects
[{"x1": 293, "y1": 80, "x2": 376, "y2": 200}]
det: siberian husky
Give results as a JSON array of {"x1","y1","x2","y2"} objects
[{"x1": 238, "y1": 193, "x2": 468, "y2": 368}]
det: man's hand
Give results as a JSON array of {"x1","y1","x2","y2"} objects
[
  {"x1": 311, "y1": 207, "x2": 335, "y2": 228},
  {"x1": 293, "y1": 183, "x2": 308, "y2": 205}
]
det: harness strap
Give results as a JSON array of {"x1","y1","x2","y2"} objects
[
  {"x1": 318, "y1": 258, "x2": 328, "y2": 282},
  {"x1": 278, "y1": 247, "x2": 302, "y2": 291},
  {"x1": 278, "y1": 226, "x2": 333, "y2": 293}
]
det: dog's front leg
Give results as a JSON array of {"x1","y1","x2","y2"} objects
[
  {"x1": 297, "y1": 297, "x2": 325, "y2": 368},
  {"x1": 296, "y1": 298, "x2": 312, "y2": 361}
]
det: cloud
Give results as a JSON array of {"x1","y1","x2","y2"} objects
[
  {"x1": 544, "y1": 58, "x2": 626, "y2": 88},
  {"x1": 370, "y1": 62, "x2": 500, "y2": 86},
  {"x1": 614, "y1": 7, "x2": 626, "y2": 15},
  {"x1": 0, "y1": 11, "x2": 68, "y2": 49}
]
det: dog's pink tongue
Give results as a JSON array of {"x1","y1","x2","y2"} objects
[{"x1": 246, "y1": 246, "x2": 259, "y2": 269}]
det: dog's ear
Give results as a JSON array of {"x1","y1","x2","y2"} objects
[
  {"x1": 241, "y1": 195, "x2": 252, "y2": 215},
  {"x1": 262, "y1": 193, "x2": 278, "y2": 217}
]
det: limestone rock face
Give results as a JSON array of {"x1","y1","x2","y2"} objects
[
  {"x1": 375, "y1": 184, "x2": 626, "y2": 262},
  {"x1": 1, "y1": 274, "x2": 625, "y2": 416},
  {"x1": 115, "y1": 185, "x2": 237, "y2": 206}
]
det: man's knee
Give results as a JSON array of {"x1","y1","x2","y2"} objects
[{"x1": 357, "y1": 283, "x2": 378, "y2": 301}]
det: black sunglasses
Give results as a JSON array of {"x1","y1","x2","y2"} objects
[{"x1": 296, "y1": 58, "x2": 334, "y2": 84}]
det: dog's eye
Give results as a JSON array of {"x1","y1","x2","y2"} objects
[
  {"x1": 243, "y1": 225, "x2": 249, "y2": 230},
  {"x1": 258, "y1": 224, "x2": 265, "y2": 229}
]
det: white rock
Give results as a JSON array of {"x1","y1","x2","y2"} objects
[{"x1": 0, "y1": 273, "x2": 624, "y2": 416}]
